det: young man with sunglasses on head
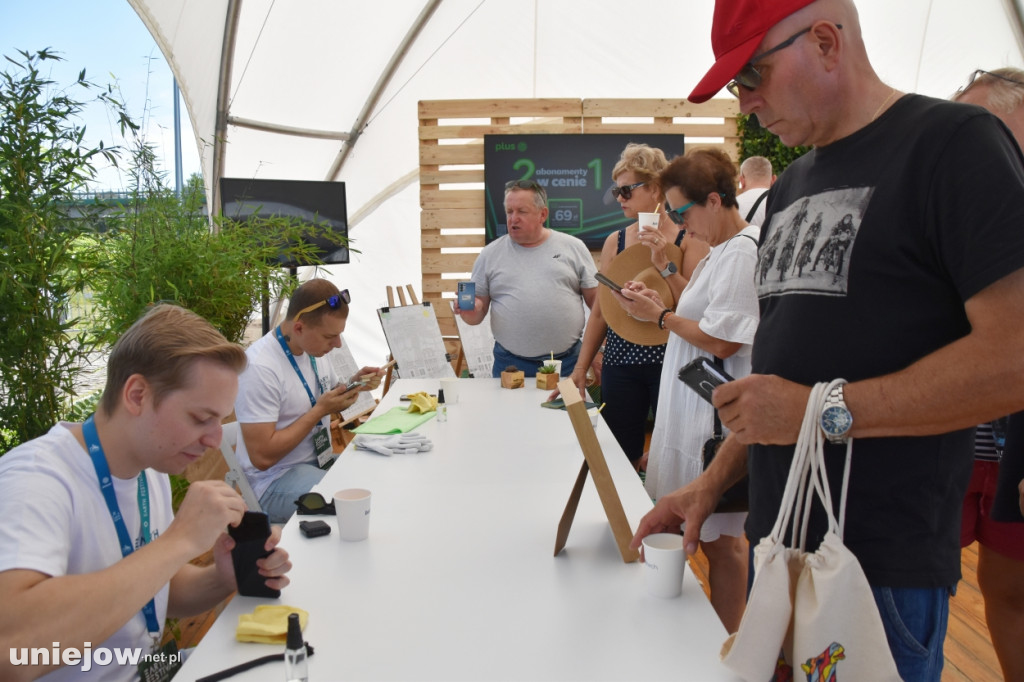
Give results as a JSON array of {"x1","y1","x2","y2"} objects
[
  {"x1": 234, "y1": 278, "x2": 384, "y2": 524},
  {"x1": 0, "y1": 304, "x2": 292, "y2": 682},
  {"x1": 455, "y1": 179, "x2": 598, "y2": 377},
  {"x1": 630, "y1": 1, "x2": 1024, "y2": 679}
]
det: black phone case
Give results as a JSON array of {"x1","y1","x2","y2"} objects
[
  {"x1": 299, "y1": 520, "x2": 332, "y2": 538},
  {"x1": 228, "y1": 511, "x2": 280, "y2": 598},
  {"x1": 595, "y1": 272, "x2": 625, "y2": 290},
  {"x1": 677, "y1": 357, "x2": 735, "y2": 404}
]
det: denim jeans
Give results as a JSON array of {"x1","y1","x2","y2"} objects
[
  {"x1": 491, "y1": 340, "x2": 581, "y2": 378},
  {"x1": 871, "y1": 585, "x2": 951, "y2": 682},
  {"x1": 258, "y1": 462, "x2": 327, "y2": 524}
]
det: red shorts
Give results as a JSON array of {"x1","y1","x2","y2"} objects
[{"x1": 961, "y1": 459, "x2": 1024, "y2": 561}]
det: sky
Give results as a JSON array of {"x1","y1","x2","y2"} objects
[{"x1": 0, "y1": 0, "x2": 201, "y2": 192}]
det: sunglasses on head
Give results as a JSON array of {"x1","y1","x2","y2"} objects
[
  {"x1": 956, "y1": 69, "x2": 1024, "y2": 97},
  {"x1": 611, "y1": 181, "x2": 646, "y2": 200},
  {"x1": 505, "y1": 179, "x2": 543, "y2": 191},
  {"x1": 293, "y1": 290, "x2": 351, "y2": 322},
  {"x1": 726, "y1": 24, "x2": 843, "y2": 98},
  {"x1": 295, "y1": 492, "x2": 336, "y2": 515}
]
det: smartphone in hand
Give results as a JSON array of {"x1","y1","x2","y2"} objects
[
  {"x1": 457, "y1": 281, "x2": 475, "y2": 310},
  {"x1": 595, "y1": 273, "x2": 625, "y2": 291},
  {"x1": 228, "y1": 511, "x2": 280, "y2": 598},
  {"x1": 677, "y1": 357, "x2": 735, "y2": 404}
]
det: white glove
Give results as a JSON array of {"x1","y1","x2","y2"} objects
[{"x1": 353, "y1": 432, "x2": 433, "y2": 456}]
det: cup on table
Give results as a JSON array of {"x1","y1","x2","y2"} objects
[
  {"x1": 334, "y1": 488, "x2": 372, "y2": 542},
  {"x1": 642, "y1": 533, "x2": 685, "y2": 598},
  {"x1": 543, "y1": 359, "x2": 562, "y2": 377},
  {"x1": 638, "y1": 212, "x2": 659, "y2": 233},
  {"x1": 587, "y1": 407, "x2": 599, "y2": 429},
  {"x1": 440, "y1": 377, "x2": 460, "y2": 404}
]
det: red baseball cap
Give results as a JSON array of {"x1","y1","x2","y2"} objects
[{"x1": 688, "y1": 0, "x2": 817, "y2": 103}]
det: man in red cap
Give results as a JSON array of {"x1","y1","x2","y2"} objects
[{"x1": 630, "y1": 1, "x2": 1024, "y2": 679}]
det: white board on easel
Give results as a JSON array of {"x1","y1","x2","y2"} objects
[
  {"x1": 454, "y1": 312, "x2": 494, "y2": 378},
  {"x1": 323, "y1": 334, "x2": 378, "y2": 424},
  {"x1": 377, "y1": 303, "x2": 456, "y2": 379}
]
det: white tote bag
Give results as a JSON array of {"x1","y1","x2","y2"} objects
[{"x1": 721, "y1": 381, "x2": 901, "y2": 681}]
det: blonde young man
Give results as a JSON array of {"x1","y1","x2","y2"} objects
[
  {"x1": 631, "y1": 1, "x2": 1024, "y2": 680},
  {"x1": 0, "y1": 305, "x2": 292, "y2": 682}
]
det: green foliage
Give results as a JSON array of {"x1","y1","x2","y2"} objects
[
  {"x1": 84, "y1": 143, "x2": 350, "y2": 345},
  {"x1": 737, "y1": 113, "x2": 811, "y2": 173},
  {"x1": 0, "y1": 49, "x2": 133, "y2": 451}
]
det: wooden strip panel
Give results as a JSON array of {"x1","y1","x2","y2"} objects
[
  {"x1": 420, "y1": 189, "x2": 484, "y2": 210},
  {"x1": 422, "y1": 208, "x2": 485, "y2": 229},
  {"x1": 581, "y1": 122, "x2": 737, "y2": 137},
  {"x1": 419, "y1": 122, "x2": 582, "y2": 140},
  {"x1": 420, "y1": 98, "x2": 582, "y2": 119},
  {"x1": 583, "y1": 98, "x2": 740, "y2": 118},
  {"x1": 423, "y1": 252, "x2": 479, "y2": 272},
  {"x1": 419, "y1": 168, "x2": 485, "y2": 185},
  {"x1": 421, "y1": 233, "x2": 485, "y2": 249},
  {"x1": 419, "y1": 144, "x2": 485, "y2": 166}
]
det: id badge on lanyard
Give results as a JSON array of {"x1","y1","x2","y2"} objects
[{"x1": 276, "y1": 327, "x2": 335, "y2": 470}]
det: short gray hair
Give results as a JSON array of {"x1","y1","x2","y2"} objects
[
  {"x1": 739, "y1": 156, "x2": 773, "y2": 182},
  {"x1": 957, "y1": 68, "x2": 1024, "y2": 115}
]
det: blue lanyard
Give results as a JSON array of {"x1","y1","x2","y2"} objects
[
  {"x1": 275, "y1": 325, "x2": 321, "y2": 409},
  {"x1": 83, "y1": 415, "x2": 161, "y2": 638}
]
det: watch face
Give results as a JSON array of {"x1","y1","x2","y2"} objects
[
  {"x1": 667, "y1": 262, "x2": 677, "y2": 273},
  {"x1": 821, "y1": 406, "x2": 853, "y2": 436}
]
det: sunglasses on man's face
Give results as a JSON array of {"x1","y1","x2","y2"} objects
[
  {"x1": 293, "y1": 290, "x2": 351, "y2": 322},
  {"x1": 726, "y1": 24, "x2": 843, "y2": 98},
  {"x1": 295, "y1": 492, "x2": 336, "y2": 515},
  {"x1": 611, "y1": 181, "x2": 646, "y2": 200}
]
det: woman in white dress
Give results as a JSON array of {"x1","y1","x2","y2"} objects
[{"x1": 611, "y1": 148, "x2": 760, "y2": 633}]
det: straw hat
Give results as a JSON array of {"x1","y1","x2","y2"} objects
[{"x1": 599, "y1": 242, "x2": 682, "y2": 346}]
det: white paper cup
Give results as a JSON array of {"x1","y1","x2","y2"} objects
[
  {"x1": 642, "y1": 533, "x2": 685, "y2": 598},
  {"x1": 440, "y1": 377, "x2": 460, "y2": 404},
  {"x1": 548, "y1": 359, "x2": 562, "y2": 377},
  {"x1": 588, "y1": 407, "x2": 599, "y2": 428},
  {"x1": 334, "y1": 488, "x2": 371, "y2": 542},
  {"x1": 638, "y1": 212, "x2": 659, "y2": 232}
]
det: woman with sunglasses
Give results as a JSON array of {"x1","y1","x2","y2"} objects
[
  {"x1": 556, "y1": 144, "x2": 707, "y2": 470},
  {"x1": 611, "y1": 148, "x2": 760, "y2": 633}
]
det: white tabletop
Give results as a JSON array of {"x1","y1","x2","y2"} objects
[{"x1": 177, "y1": 378, "x2": 739, "y2": 681}]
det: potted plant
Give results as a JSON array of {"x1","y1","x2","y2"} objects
[
  {"x1": 536, "y1": 363, "x2": 559, "y2": 389},
  {"x1": 500, "y1": 365, "x2": 525, "y2": 389}
]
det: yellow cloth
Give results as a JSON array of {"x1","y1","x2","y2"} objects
[
  {"x1": 405, "y1": 391, "x2": 438, "y2": 414},
  {"x1": 236, "y1": 605, "x2": 309, "y2": 644}
]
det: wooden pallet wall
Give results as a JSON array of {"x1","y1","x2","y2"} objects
[{"x1": 418, "y1": 97, "x2": 740, "y2": 340}]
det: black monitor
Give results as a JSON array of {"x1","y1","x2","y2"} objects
[{"x1": 219, "y1": 178, "x2": 349, "y2": 266}]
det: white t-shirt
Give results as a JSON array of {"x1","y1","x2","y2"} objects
[
  {"x1": 234, "y1": 330, "x2": 340, "y2": 498},
  {"x1": 737, "y1": 187, "x2": 769, "y2": 229},
  {"x1": 0, "y1": 423, "x2": 173, "y2": 682}
]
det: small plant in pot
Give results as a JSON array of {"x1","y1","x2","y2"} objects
[
  {"x1": 536, "y1": 363, "x2": 559, "y2": 390},
  {"x1": 500, "y1": 365, "x2": 525, "y2": 389}
]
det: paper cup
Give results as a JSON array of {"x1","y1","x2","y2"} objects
[
  {"x1": 638, "y1": 212, "x2": 659, "y2": 232},
  {"x1": 588, "y1": 407, "x2": 599, "y2": 429},
  {"x1": 642, "y1": 533, "x2": 685, "y2": 598},
  {"x1": 440, "y1": 377, "x2": 460, "y2": 404},
  {"x1": 547, "y1": 359, "x2": 562, "y2": 377},
  {"x1": 334, "y1": 488, "x2": 371, "y2": 541}
]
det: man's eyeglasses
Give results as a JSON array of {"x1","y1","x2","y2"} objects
[
  {"x1": 611, "y1": 181, "x2": 646, "y2": 200},
  {"x1": 505, "y1": 179, "x2": 543, "y2": 191},
  {"x1": 956, "y1": 69, "x2": 1024, "y2": 97},
  {"x1": 726, "y1": 24, "x2": 842, "y2": 98},
  {"x1": 295, "y1": 492, "x2": 336, "y2": 515},
  {"x1": 293, "y1": 290, "x2": 351, "y2": 322}
]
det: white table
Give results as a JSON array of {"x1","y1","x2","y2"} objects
[{"x1": 178, "y1": 378, "x2": 739, "y2": 681}]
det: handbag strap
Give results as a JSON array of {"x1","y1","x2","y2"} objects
[
  {"x1": 769, "y1": 380, "x2": 855, "y2": 548},
  {"x1": 744, "y1": 190, "x2": 768, "y2": 224},
  {"x1": 712, "y1": 356, "x2": 724, "y2": 439}
]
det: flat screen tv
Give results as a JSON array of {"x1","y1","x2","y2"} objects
[
  {"x1": 484, "y1": 133, "x2": 686, "y2": 250},
  {"x1": 220, "y1": 178, "x2": 349, "y2": 266}
]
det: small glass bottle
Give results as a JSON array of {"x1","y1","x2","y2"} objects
[
  {"x1": 285, "y1": 612, "x2": 308, "y2": 682},
  {"x1": 436, "y1": 388, "x2": 447, "y2": 422}
]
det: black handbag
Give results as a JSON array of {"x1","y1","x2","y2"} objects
[{"x1": 702, "y1": 357, "x2": 749, "y2": 513}]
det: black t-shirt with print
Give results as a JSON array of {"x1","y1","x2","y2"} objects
[{"x1": 747, "y1": 94, "x2": 1024, "y2": 588}]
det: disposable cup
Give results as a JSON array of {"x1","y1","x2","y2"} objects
[
  {"x1": 588, "y1": 407, "x2": 599, "y2": 429},
  {"x1": 334, "y1": 488, "x2": 371, "y2": 542},
  {"x1": 642, "y1": 533, "x2": 685, "y2": 598},
  {"x1": 440, "y1": 377, "x2": 460, "y2": 404},
  {"x1": 547, "y1": 359, "x2": 562, "y2": 377},
  {"x1": 638, "y1": 212, "x2": 659, "y2": 232}
]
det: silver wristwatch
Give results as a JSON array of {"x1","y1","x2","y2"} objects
[
  {"x1": 820, "y1": 381, "x2": 853, "y2": 444},
  {"x1": 659, "y1": 261, "x2": 678, "y2": 278}
]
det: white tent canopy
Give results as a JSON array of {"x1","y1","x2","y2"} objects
[{"x1": 127, "y1": 0, "x2": 1024, "y2": 365}]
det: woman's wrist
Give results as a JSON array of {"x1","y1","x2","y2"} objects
[{"x1": 658, "y1": 308, "x2": 673, "y2": 330}]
